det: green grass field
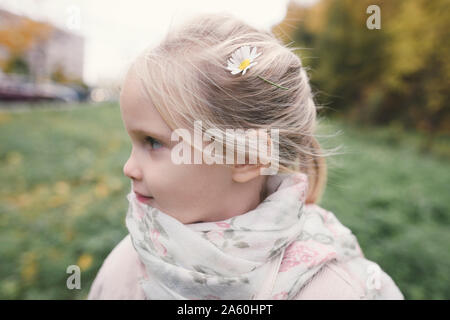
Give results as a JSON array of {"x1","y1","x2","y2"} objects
[{"x1": 0, "y1": 102, "x2": 449, "y2": 299}]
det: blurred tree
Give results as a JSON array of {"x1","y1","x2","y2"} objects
[
  {"x1": 4, "y1": 54, "x2": 29, "y2": 75},
  {"x1": 50, "y1": 65, "x2": 70, "y2": 83},
  {"x1": 273, "y1": 0, "x2": 450, "y2": 140},
  {"x1": 381, "y1": 0, "x2": 450, "y2": 150}
]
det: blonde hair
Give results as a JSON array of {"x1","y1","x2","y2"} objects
[{"x1": 131, "y1": 13, "x2": 340, "y2": 204}]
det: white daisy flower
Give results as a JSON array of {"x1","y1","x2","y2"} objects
[{"x1": 226, "y1": 46, "x2": 261, "y2": 75}]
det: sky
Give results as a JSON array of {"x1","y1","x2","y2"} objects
[{"x1": 0, "y1": 0, "x2": 318, "y2": 86}]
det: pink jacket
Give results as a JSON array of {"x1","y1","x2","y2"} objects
[{"x1": 88, "y1": 234, "x2": 404, "y2": 300}]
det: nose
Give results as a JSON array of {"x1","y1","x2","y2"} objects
[{"x1": 123, "y1": 152, "x2": 142, "y2": 181}]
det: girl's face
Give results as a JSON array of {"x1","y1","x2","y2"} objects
[{"x1": 119, "y1": 69, "x2": 266, "y2": 224}]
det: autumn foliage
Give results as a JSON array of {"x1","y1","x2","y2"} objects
[{"x1": 273, "y1": 0, "x2": 450, "y2": 138}]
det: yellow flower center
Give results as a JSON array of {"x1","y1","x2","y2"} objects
[{"x1": 239, "y1": 59, "x2": 250, "y2": 70}]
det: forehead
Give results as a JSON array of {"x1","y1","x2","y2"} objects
[{"x1": 119, "y1": 69, "x2": 172, "y2": 136}]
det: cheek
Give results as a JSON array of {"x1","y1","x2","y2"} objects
[
  {"x1": 154, "y1": 160, "x2": 232, "y2": 211},
  {"x1": 161, "y1": 164, "x2": 209, "y2": 199}
]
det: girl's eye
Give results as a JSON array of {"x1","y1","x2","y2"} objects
[{"x1": 144, "y1": 136, "x2": 163, "y2": 150}]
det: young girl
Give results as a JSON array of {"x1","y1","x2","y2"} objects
[{"x1": 88, "y1": 13, "x2": 404, "y2": 300}]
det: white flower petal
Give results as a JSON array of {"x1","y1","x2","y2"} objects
[
  {"x1": 234, "y1": 49, "x2": 243, "y2": 62},
  {"x1": 243, "y1": 46, "x2": 250, "y2": 58},
  {"x1": 250, "y1": 47, "x2": 257, "y2": 59}
]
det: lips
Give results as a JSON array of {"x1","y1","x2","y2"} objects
[{"x1": 134, "y1": 191, "x2": 153, "y2": 204}]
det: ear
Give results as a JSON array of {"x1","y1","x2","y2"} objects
[
  {"x1": 231, "y1": 130, "x2": 273, "y2": 183},
  {"x1": 231, "y1": 164, "x2": 263, "y2": 183}
]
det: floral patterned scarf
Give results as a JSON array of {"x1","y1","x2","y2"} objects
[{"x1": 125, "y1": 172, "x2": 380, "y2": 300}]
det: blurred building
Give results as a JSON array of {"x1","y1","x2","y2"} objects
[{"x1": 0, "y1": 8, "x2": 84, "y2": 82}]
